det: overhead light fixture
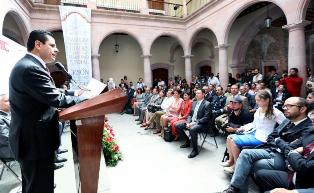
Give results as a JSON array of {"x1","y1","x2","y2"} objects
[
  {"x1": 114, "y1": 35, "x2": 119, "y2": 53},
  {"x1": 264, "y1": 5, "x2": 272, "y2": 29}
]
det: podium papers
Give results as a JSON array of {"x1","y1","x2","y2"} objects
[{"x1": 81, "y1": 78, "x2": 106, "y2": 99}]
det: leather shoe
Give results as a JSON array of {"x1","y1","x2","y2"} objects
[
  {"x1": 54, "y1": 163, "x2": 64, "y2": 170},
  {"x1": 54, "y1": 155, "x2": 67, "y2": 163},
  {"x1": 57, "y1": 148, "x2": 68, "y2": 154},
  {"x1": 188, "y1": 150, "x2": 198, "y2": 158},
  {"x1": 180, "y1": 142, "x2": 190, "y2": 148}
]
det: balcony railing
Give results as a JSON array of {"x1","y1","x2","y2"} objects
[
  {"x1": 32, "y1": 0, "x2": 210, "y2": 18},
  {"x1": 186, "y1": 0, "x2": 213, "y2": 15},
  {"x1": 96, "y1": 0, "x2": 141, "y2": 12}
]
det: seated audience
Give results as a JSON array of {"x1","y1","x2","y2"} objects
[
  {"x1": 255, "y1": 129, "x2": 314, "y2": 192},
  {"x1": 273, "y1": 84, "x2": 290, "y2": 111},
  {"x1": 169, "y1": 92, "x2": 192, "y2": 140},
  {"x1": 221, "y1": 97, "x2": 312, "y2": 193},
  {"x1": 175, "y1": 89, "x2": 211, "y2": 158},
  {"x1": 160, "y1": 89, "x2": 183, "y2": 133},
  {"x1": 141, "y1": 90, "x2": 165, "y2": 128},
  {"x1": 223, "y1": 90, "x2": 285, "y2": 174}
]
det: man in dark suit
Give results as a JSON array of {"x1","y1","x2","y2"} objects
[
  {"x1": 255, "y1": 129, "x2": 314, "y2": 192},
  {"x1": 9, "y1": 30, "x2": 82, "y2": 193},
  {"x1": 221, "y1": 97, "x2": 313, "y2": 193},
  {"x1": 175, "y1": 88, "x2": 211, "y2": 158}
]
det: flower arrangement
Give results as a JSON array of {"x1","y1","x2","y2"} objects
[{"x1": 102, "y1": 120, "x2": 122, "y2": 167}]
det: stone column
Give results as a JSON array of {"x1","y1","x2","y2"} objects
[
  {"x1": 140, "y1": 0, "x2": 149, "y2": 14},
  {"x1": 143, "y1": 54, "x2": 152, "y2": 87},
  {"x1": 92, "y1": 54, "x2": 100, "y2": 80},
  {"x1": 216, "y1": 44, "x2": 229, "y2": 90},
  {"x1": 168, "y1": 63, "x2": 175, "y2": 79},
  {"x1": 283, "y1": 20, "x2": 311, "y2": 96},
  {"x1": 183, "y1": 55, "x2": 193, "y2": 84}
]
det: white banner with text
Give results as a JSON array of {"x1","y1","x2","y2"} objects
[{"x1": 59, "y1": 6, "x2": 92, "y2": 89}]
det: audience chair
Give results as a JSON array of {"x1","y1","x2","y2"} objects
[
  {"x1": 0, "y1": 158, "x2": 22, "y2": 182},
  {"x1": 198, "y1": 127, "x2": 218, "y2": 152}
]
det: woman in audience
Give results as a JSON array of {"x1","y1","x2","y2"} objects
[
  {"x1": 141, "y1": 90, "x2": 165, "y2": 128},
  {"x1": 222, "y1": 90, "x2": 286, "y2": 174},
  {"x1": 160, "y1": 89, "x2": 184, "y2": 134},
  {"x1": 169, "y1": 92, "x2": 193, "y2": 141},
  {"x1": 133, "y1": 88, "x2": 144, "y2": 115},
  {"x1": 306, "y1": 92, "x2": 314, "y2": 103},
  {"x1": 144, "y1": 90, "x2": 174, "y2": 133}
]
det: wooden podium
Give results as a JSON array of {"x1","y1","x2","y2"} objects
[{"x1": 59, "y1": 89, "x2": 127, "y2": 193}]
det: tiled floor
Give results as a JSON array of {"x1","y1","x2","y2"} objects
[{"x1": 0, "y1": 113, "x2": 259, "y2": 193}]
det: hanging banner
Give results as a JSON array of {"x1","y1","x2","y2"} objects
[
  {"x1": 0, "y1": 35, "x2": 26, "y2": 94},
  {"x1": 59, "y1": 6, "x2": 92, "y2": 89}
]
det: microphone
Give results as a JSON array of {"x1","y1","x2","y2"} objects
[{"x1": 55, "y1": 62, "x2": 72, "y2": 80}]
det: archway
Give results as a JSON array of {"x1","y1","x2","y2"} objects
[
  {"x1": 150, "y1": 35, "x2": 184, "y2": 81},
  {"x1": 99, "y1": 33, "x2": 143, "y2": 84},
  {"x1": 304, "y1": 1, "x2": 314, "y2": 73},
  {"x1": 2, "y1": 11, "x2": 28, "y2": 45},
  {"x1": 190, "y1": 28, "x2": 217, "y2": 77},
  {"x1": 228, "y1": 2, "x2": 287, "y2": 76}
]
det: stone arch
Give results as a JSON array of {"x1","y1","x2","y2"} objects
[
  {"x1": 299, "y1": 0, "x2": 313, "y2": 21},
  {"x1": 231, "y1": 6, "x2": 286, "y2": 69},
  {"x1": 2, "y1": 10, "x2": 30, "y2": 45},
  {"x1": 151, "y1": 63, "x2": 169, "y2": 70},
  {"x1": 169, "y1": 42, "x2": 181, "y2": 63},
  {"x1": 187, "y1": 27, "x2": 218, "y2": 54},
  {"x1": 222, "y1": 0, "x2": 288, "y2": 44},
  {"x1": 97, "y1": 29, "x2": 143, "y2": 55},
  {"x1": 192, "y1": 37, "x2": 215, "y2": 59},
  {"x1": 195, "y1": 60, "x2": 214, "y2": 75},
  {"x1": 149, "y1": 32, "x2": 185, "y2": 55}
]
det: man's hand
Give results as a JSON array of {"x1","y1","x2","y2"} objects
[
  {"x1": 295, "y1": 147, "x2": 304, "y2": 154},
  {"x1": 77, "y1": 89, "x2": 85, "y2": 96},
  {"x1": 226, "y1": 127, "x2": 237, "y2": 133},
  {"x1": 270, "y1": 188, "x2": 295, "y2": 193}
]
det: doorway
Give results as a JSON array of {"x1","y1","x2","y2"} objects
[
  {"x1": 200, "y1": 66, "x2": 212, "y2": 77},
  {"x1": 153, "y1": 68, "x2": 168, "y2": 87}
]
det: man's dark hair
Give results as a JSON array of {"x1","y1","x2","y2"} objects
[
  {"x1": 290, "y1": 68, "x2": 299, "y2": 73},
  {"x1": 27, "y1": 30, "x2": 53, "y2": 52}
]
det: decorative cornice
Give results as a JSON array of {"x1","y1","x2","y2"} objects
[
  {"x1": 92, "y1": 54, "x2": 100, "y2": 58},
  {"x1": 215, "y1": 44, "x2": 229, "y2": 49},
  {"x1": 282, "y1": 20, "x2": 312, "y2": 31},
  {"x1": 141, "y1": 54, "x2": 151, "y2": 58}
]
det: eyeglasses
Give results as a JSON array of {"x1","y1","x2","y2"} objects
[{"x1": 282, "y1": 104, "x2": 301, "y2": 109}]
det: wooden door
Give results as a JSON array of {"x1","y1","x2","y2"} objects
[
  {"x1": 200, "y1": 66, "x2": 211, "y2": 77},
  {"x1": 149, "y1": 0, "x2": 164, "y2": 10},
  {"x1": 153, "y1": 68, "x2": 168, "y2": 84}
]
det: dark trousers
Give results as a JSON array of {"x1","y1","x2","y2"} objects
[
  {"x1": 255, "y1": 169, "x2": 289, "y2": 192},
  {"x1": 175, "y1": 122, "x2": 207, "y2": 151},
  {"x1": 19, "y1": 156, "x2": 54, "y2": 193}
]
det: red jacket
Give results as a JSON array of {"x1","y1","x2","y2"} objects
[{"x1": 281, "y1": 76, "x2": 303, "y2": 96}]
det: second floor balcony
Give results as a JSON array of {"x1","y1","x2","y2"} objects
[{"x1": 32, "y1": 0, "x2": 216, "y2": 18}]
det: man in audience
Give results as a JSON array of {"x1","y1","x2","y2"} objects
[
  {"x1": 215, "y1": 84, "x2": 249, "y2": 132},
  {"x1": 208, "y1": 73, "x2": 220, "y2": 87},
  {"x1": 137, "y1": 88, "x2": 159, "y2": 124},
  {"x1": 221, "y1": 97, "x2": 313, "y2": 193},
  {"x1": 281, "y1": 68, "x2": 303, "y2": 96},
  {"x1": 239, "y1": 85, "x2": 255, "y2": 110},
  {"x1": 254, "y1": 128, "x2": 314, "y2": 192},
  {"x1": 252, "y1": 69, "x2": 263, "y2": 83},
  {"x1": 204, "y1": 85, "x2": 216, "y2": 103},
  {"x1": 224, "y1": 96, "x2": 253, "y2": 134},
  {"x1": 0, "y1": 94, "x2": 14, "y2": 159},
  {"x1": 175, "y1": 89, "x2": 211, "y2": 158},
  {"x1": 211, "y1": 86, "x2": 227, "y2": 134}
]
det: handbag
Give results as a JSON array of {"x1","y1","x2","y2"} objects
[{"x1": 163, "y1": 127, "x2": 174, "y2": 142}]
